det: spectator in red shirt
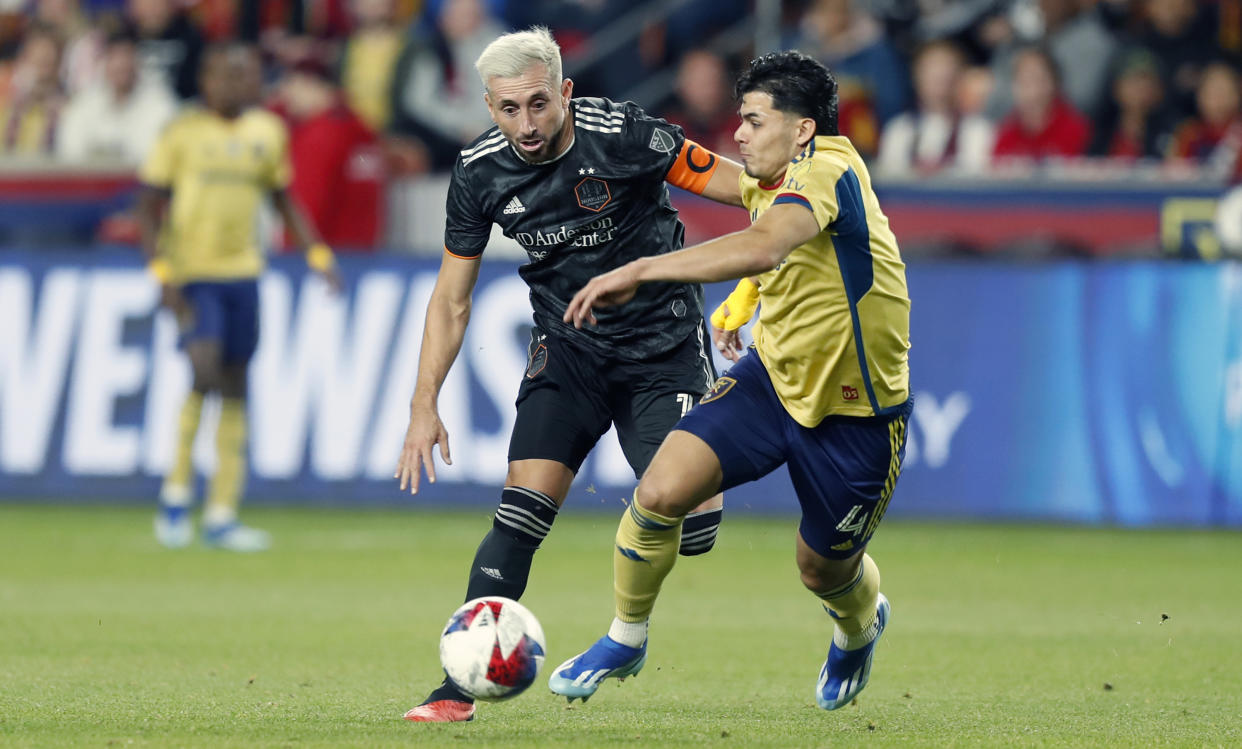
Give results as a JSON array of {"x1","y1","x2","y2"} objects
[
  {"x1": 993, "y1": 45, "x2": 1091, "y2": 163},
  {"x1": 276, "y1": 58, "x2": 384, "y2": 249},
  {"x1": 1167, "y1": 62, "x2": 1242, "y2": 180}
]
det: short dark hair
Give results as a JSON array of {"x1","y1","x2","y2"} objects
[
  {"x1": 105, "y1": 25, "x2": 139, "y2": 49},
  {"x1": 201, "y1": 40, "x2": 260, "y2": 72},
  {"x1": 735, "y1": 50, "x2": 839, "y2": 136}
]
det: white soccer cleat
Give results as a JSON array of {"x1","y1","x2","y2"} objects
[
  {"x1": 203, "y1": 522, "x2": 271, "y2": 552},
  {"x1": 154, "y1": 484, "x2": 194, "y2": 549}
]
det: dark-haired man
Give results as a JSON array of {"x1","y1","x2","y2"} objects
[{"x1": 549, "y1": 50, "x2": 912, "y2": 711}]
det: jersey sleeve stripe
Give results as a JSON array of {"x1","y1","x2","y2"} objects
[
  {"x1": 576, "y1": 105, "x2": 625, "y2": 121},
  {"x1": 773, "y1": 193, "x2": 813, "y2": 212},
  {"x1": 576, "y1": 111, "x2": 625, "y2": 126},
  {"x1": 462, "y1": 141, "x2": 510, "y2": 166},
  {"x1": 460, "y1": 132, "x2": 503, "y2": 157},
  {"x1": 576, "y1": 122, "x2": 622, "y2": 135},
  {"x1": 444, "y1": 245, "x2": 482, "y2": 260}
]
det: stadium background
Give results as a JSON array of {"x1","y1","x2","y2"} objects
[{"x1": 0, "y1": 0, "x2": 1240, "y2": 528}]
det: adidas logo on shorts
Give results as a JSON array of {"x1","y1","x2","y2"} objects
[{"x1": 503, "y1": 196, "x2": 526, "y2": 215}]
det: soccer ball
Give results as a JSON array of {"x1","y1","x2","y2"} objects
[{"x1": 439, "y1": 596, "x2": 547, "y2": 701}]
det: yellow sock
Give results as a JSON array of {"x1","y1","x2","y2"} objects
[
  {"x1": 165, "y1": 391, "x2": 204, "y2": 490},
  {"x1": 614, "y1": 500, "x2": 683, "y2": 623},
  {"x1": 820, "y1": 553, "x2": 881, "y2": 648},
  {"x1": 205, "y1": 398, "x2": 247, "y2": 527}
]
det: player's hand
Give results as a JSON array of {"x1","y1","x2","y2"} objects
[
  {"x1": 395, "y1": 401, "x2": 452, "y2": 494},
  {"x1": 563, "y1": 262, "x2": 641, "y2": 329},
  {"x1": 709, "y1": 278, "x2": 758, "y2": 362},
  {"x1": 316, "y1": 265, "x2": 344, "y2": 295},
  {"x1": 711, "y1": 317, "x2": 745, "y2": 362},
  {"x1": 159, "y1": 284, "x2": 193, "y2": 328},
  {"x1": 307, "y1": 243, "x2": 343, "y2": 294}
]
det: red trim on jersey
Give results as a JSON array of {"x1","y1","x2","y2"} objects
[{"x1": 757, "y1": 169, "x2": 786, "y2": 190}]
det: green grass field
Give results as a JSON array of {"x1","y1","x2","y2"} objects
[{"x1": 1, "y1": 504, "x2": 1239, "y2": 748}]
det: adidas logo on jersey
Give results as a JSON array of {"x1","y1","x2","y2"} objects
[{"x1": 503, "y1": 196, "x2": 526, "y2": 215}]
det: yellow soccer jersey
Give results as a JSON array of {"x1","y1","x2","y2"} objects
[
  {"x1": 743, "y1": 135, "x2": 910, "y2": 426},
  {"x1": 139, "y1": 107, "x2": 292, "y2": 283}
]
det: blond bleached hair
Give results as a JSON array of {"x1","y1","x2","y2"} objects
[{"x1": 474, "y1": 26, "x2": 563, "y2": 92}]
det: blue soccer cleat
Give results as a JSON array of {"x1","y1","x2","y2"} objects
[
  {"x1": 203, "y1": 522, "x2": 271, "y2": 552},
  {"x1": 547, "y1": 635, "x2": 646, "y2": 703},
  {"x1": 816, "y1": 593, "x2": 890, "y2": 710}
]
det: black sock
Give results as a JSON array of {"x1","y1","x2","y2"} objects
[
  {"x1": 423, "y1": 677, "x2": 471, "y2": 705},
  {"x1": 679, "y1": 506, "x2": 723, "y2": 556},
  {"x1": 464, "y1": 486, "x2": 559, "y2": 602}
]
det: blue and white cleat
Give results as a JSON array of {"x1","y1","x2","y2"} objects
[
  {"x1": 547, "y1": 636, "x2": 647, "y2": 703},
  {"x1": 203, "y1": 522, "x2": 271, "y2": 552},
  {"x1": 816, "y1": 593, "x2": 890, "y2": 710},
  {"x1": 154, "y1": 504, "x2": 193, "y2": 549}
]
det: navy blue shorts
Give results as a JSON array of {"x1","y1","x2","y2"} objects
[
  {"x1": 675, "y1": 351, "x2": 911, "y2": 559},
  {"x1": 179, "y1": 280, "x2": 260, "y2": 365}
]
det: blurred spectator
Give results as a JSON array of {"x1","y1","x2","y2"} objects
[
  {"x1": 1088, "y1": 48, "x2": 1171, "y2": 160},
  {"x1": 57, "y1": 27, "x2": 176, "y2": 164},
  {"x1": 1134, "y1": 0, "x2": 1222, "y2": 118},
  {"x1": 1167, "y1": 62, "x2": 1242, "y2": 180},
  {"x1": 340, "y1": 0, "x2": 404, "y2": 132},
  {"x1": 128, "y1": 0, "x2": 205, "y2": 99},
  {"x1": 793, "y1": 0, "x2": 910, "y2": 126},
  {"x1": 877, "y1": 39, "x2": 994, "y2": 175},
  {"x1": 0, "y1": 25, "x2": 65, "y2": 156},
  {"x1": 659, "y1": 48, "x2": 738, "y2": 158},
  {"x1": 389, "y1": 0, "x2": 502, "y2": 170},
  {"x1": 276, "y1": 58, "x2": 383, "y2": 248},
  {"x1": 993, "y1": 45, "x2": 1090, "y2": 162},
  {"x1": 987, "y1": 0, "x2": 1118, "y2": 120},
  {"x1": 34, "y1": 0, "x2": 109, "y2": 95}
]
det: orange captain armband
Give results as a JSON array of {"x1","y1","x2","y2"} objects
[{"x1": 665, "y1": 139, "x2": 721, "y2": 195}]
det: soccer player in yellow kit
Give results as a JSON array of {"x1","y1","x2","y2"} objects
[
  {"x1": 551, "y1": 50, "x2": 912, "y2": 709},
  {"x1": 138, "y1": 43, "x2": 341, "y2": 552}
]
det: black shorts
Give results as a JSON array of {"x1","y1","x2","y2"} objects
[{"x1": 509, "y1": 325, "x2": 717, "y2": 476}]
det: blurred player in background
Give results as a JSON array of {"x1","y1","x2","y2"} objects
[
  {"x1": 138, "y1": 43, "x2": 341, "y2": 552},
  {"x1": 393, "y1": 27, "x2": 747, "y2": 723},
  {"x1": 551, "y1": 50, "x2": 911, "y2": 711}
]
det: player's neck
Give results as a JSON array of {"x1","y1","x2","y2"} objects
[{"x1": 757, "y1": 168, "x2": 786, "y2": 190}]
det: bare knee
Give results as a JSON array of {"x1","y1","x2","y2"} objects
[{"x1": 635, "y1": 474, "x2": 697, "y2": 519}]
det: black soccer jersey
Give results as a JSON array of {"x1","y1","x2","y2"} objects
[{"x1": 444, "y1": 96, "x2": 704, "y2": 360}]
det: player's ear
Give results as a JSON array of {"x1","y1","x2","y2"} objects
[
  {"x1": 561, "y1": 77, "x2": 573, "y2": 103},
  {"x1": 796, "y1": 117, "x2": 816, "y2": 147}
]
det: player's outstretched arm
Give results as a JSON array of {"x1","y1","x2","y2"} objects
[
  {"x1": 271, "y1": 189, "x2": 344, "y2": 293},
  {"x1": 665, "y1": 140, "x2": 746, "y2": 208},
  {"x1": 564, "y1": 202, "x2": 819, "y2": 328},
  {"x1": 396, "y1": 251, "x2": 482, "y2": 494}
]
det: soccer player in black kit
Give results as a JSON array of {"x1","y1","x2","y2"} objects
[{"x1": 395, "y1": 26, "x2": 746, "y2": 722}]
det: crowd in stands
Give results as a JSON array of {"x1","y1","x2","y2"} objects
[{"x1": 0, "y1": 0, "x2": 1239, "y2": 246}]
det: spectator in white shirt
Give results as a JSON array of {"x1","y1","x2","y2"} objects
[
  {"x1": 57, "y1": 27, "x2": 177, "y2": 165},
  {"x1": 877, "y1": 39, "x2": 994, "y2": 176}
]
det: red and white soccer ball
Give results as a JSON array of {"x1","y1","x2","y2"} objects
[{"x1": 439, "y1": 596, "x2": 547, "y2": 701}]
